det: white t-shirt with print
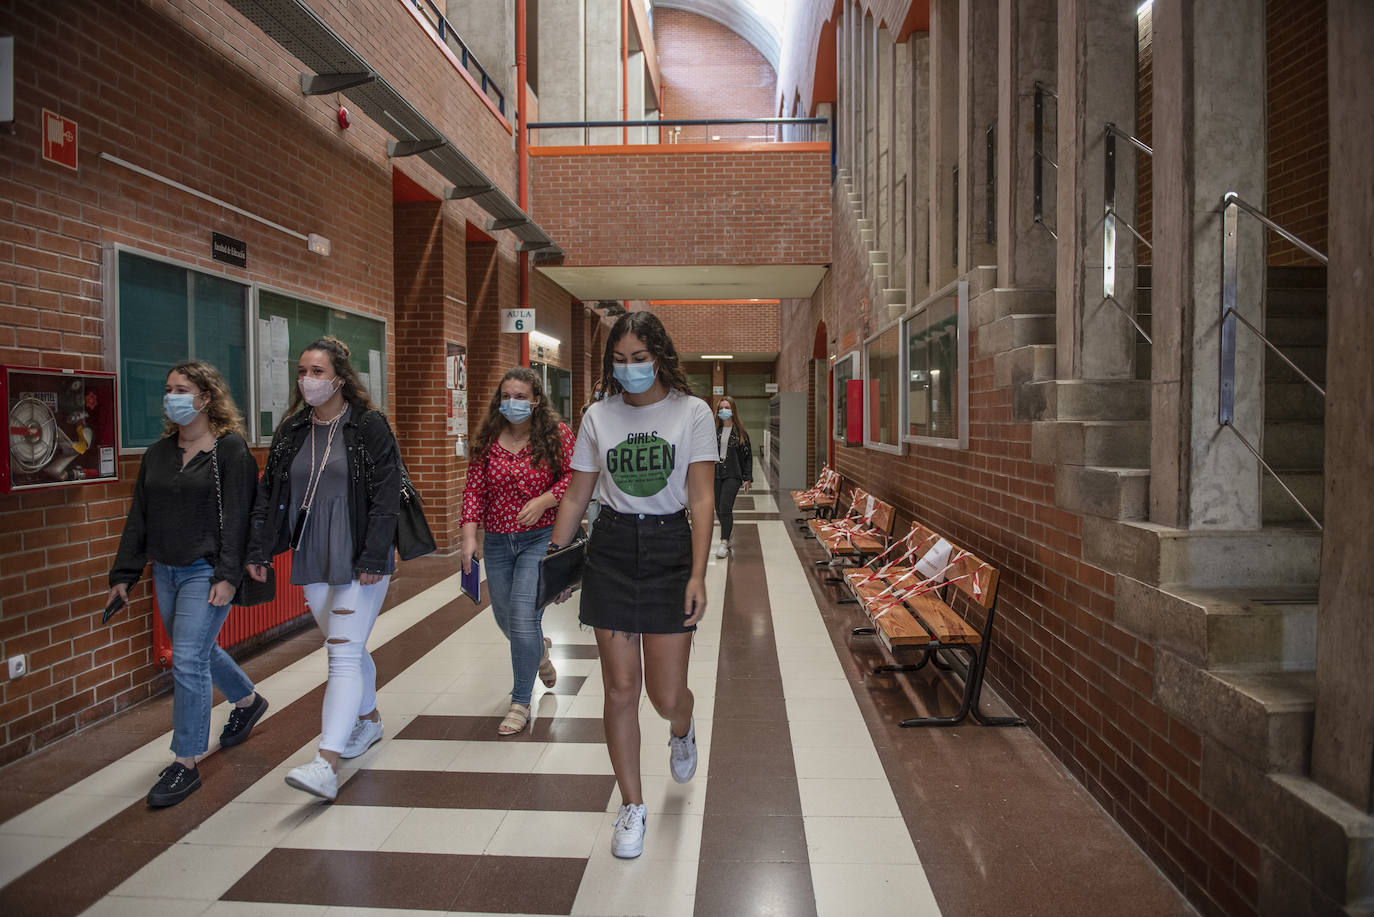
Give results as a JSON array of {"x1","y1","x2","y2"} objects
[{"x1": 572, "y1": 390, "x2": 718, "y2": 515}]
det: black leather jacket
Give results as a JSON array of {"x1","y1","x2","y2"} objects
[
  {"x1": 714, "y1": 423, "x2": 753, "y2": 482},
  {"x1": 247, "y1": 405, "x2": 400, "y2": 577}
]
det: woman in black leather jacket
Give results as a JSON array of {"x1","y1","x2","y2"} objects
[
  {"x1": 712, "y1": 396, "x2": 753, "y2": 558},
  {"x1": 245, "y1": 335, "x2": 400, "y2": 801}
]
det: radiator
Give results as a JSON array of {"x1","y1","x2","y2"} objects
[{"x1": 152, "y1": 552, "x2": 310, "y2": 668}]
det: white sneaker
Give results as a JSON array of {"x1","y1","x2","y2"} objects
[
  {"x1": 340, "y1": 717, "x2": 383, "y2": 759},
  {"x1": 285, "y1": 754, "x2": 338, "y2": 801},
  {"x1": 611, "y1": 803, "x2": 647, "y2": 858},
  {"x1": 669, "y1": 718, "x2": 698, "y2": 783},
  {"x1": 715, "y1": 540, "x2": 730, "y2": 558}
]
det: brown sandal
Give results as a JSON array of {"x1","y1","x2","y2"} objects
[
  {"x1": 497, "y1": 702, "x2": 531, "y2": 736},
  {"x1": 538, "y1": 636, "x2": 557, "y2": 688}
]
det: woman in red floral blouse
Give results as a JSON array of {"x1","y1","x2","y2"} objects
[{"x1": 461, "y1": 367, "x2": 576, "y2": 735}]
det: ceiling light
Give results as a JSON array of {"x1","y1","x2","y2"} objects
[
  {"x1": 530, "y1": 331, "x2": 561, "y2": 348},
  {"x1": 700, "y1": 354, "x2": 734, "y2": 360}
]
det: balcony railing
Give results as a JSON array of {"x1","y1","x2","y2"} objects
[
  {"x1": 529, "y1": 116, "x2": 831, "y2": 145},
  {"x1": 406, "y1": 0, "x2": 506, "y2": 117}
]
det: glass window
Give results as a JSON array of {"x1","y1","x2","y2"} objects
[
  {"x1": 904, "y1": 280, "x2": 968, "y2": 448},
  {"x1": 686, "y1": 371, "x2": 712, "y2": 401},
  {"x1": 725, "y1": 372, "x2": 769, "y2": 397},
  {"x1": 864, "y1": 325, "x2": 902, "y2": 451},
  {"x1": 116, "y1": 251, "x2": 249, "y2": 448},
  {"x1": 832, "y1": 352, "x2": 857, "y2": 442},
  {"x1": 531, "y1": 361, "x2": 573, "y2": 422}
]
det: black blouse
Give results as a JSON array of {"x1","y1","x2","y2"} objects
[{"x1": 109, "y1": 433, "x2": 259, "y2": 588}]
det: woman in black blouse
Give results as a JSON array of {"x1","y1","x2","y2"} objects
[
  {"x1": 712, "y1": 396, "x2": 753, "y2": 558},
  {"x1": 108, "y1": 361, "x2": 267, "y2": 809}
]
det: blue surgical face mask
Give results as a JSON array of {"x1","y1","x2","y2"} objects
[
  {"x1": 717, "y1": 408, "x2": 732, "y2": 421},
  {"x1": 499, "y1": 399, "x2": 533, "y2": 423},
  {"x1": 163, "y1": 392, "x2": 202, "y2": 425},
  {"x1": 614, "y1": 361, "x2": 657, "y2": 394}
]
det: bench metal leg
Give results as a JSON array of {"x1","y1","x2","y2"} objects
[
  {"x1": 897, "y1": 642, "x2": 1024, "y2": 728},
  {"x1": 851, "y1": 625, "x2": 875, "y2": 635},
  {"x1": 837, "y1": 596, "x2": 857, "y2": 605}
]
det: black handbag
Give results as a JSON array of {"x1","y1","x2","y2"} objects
[
  {"x1": 536, "y1": 528, "x2": 589, "y2": 609},
  {"x1": 395, "y1": 462, "x2": 437, "y2": 561},
  {"x1": 212, "y1": 437, "x2": 277, "y2": 607}
]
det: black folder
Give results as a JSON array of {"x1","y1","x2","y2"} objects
[{"x1": 537, "y1": 529, "x2": 588, "y2": 609}]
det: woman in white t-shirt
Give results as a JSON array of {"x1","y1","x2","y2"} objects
[{"x1": 549, "y1": 311, "x2": 717, "y2": 860}]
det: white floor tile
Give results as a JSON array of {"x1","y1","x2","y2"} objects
[
  {"x1": 180, "y1": 801, "x2": 314, "y2": 848},
  {"x1": 798, "y1": 778, "x2": 902, "y2": 818},
  {"x1": 110, "y1": 843, "x2": 270, "y2": 901},
  {"x1": 532, "y1": 742, "x2": 614, "y2": 775},
  {"x1": 82, "y1": 897, "x2": 214, "y2": 916},
  {"x1": 483, "y1": 809, "x2": 605, "y2": 858},
  {"x1": 360, "y1": 739, "x2": 462, "y2": 772},
  {"x1": 0, "y1": 791, "x2": 131, "y2": 839},
  {"x1": 445, "y1": 739, "x2": 547, "y2": 774},
  {"x1": 281, "y1": 804, "x2": 411, "y2": 851},
  {"x1": 376, "y1": 807, "x2": 505, "y2": 855},
  {"x1": 604, "y1": 775, "x2": 707, "y2": 816},
  {"x1": 587, "y1": 811, "x2": 704, "y2": 863},
  {"x1": 810, "y1": 862, "x2": 941, "y2": 916},
  {"x1": 202, "y1": 901, "x2": 326, "y2": 916},
  {"x1": 785, "y1": 718, "x2": 874, "y2": 748},
  {"x1": 804, "y1": 816, "x2": 920, "y2": 864},
  {"x1": 571, "y1": 854, "x2": 698, "y2": 916},
  {"x1": 0, "y1": 832, "x2": 69, "y2": 887},
  {"x1": 792, "y1": 744, "x2": 887, "y2": 780}
]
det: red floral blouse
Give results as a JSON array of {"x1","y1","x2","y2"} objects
[{"x1": 460, "y1": 422, "x2": 577, "y2": 533}]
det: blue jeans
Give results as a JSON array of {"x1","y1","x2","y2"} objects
[
  {"x1": 483, "y1": 525, "x2": 554, "y2": 705},
  {"x1": 152, "y1": 559, "x2": 256, "y2": 758}
]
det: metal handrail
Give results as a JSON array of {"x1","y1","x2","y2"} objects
[
  {"x1": 1219, "y1": 192, "x2": 1328, "y2": 530},
  {"x1": 1033, "y1": 82, "x2": 1057, "y2": 239},
  {"x1": 1102, "y1": 121, "x2": 1153, "y2": 345},
  {"x1": 408, "y1": 0, "x2": 506, "y2": 116},
  {"x1": 529, "y1": 117, "x2": 833, "y2": 162}
]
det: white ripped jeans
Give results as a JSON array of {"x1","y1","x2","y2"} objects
[{"x1": 303, "y1": 576, "x2": 390, "y2": 754}]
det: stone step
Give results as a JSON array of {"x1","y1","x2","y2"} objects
[
  {"x1": 1265, "y1": 345, "x2": 1327, "y2": 385},
  {"x1": 981, "y1": 313, "x2": 1056, "y2": 354},
  {"x1": 857, "y1": 218, "x2": 874, "y2": 232},
  {"x1": 1115, "y1": 578, "x2": 1318, "y2": 671},
  {"x1": 1264, "y1": 381, "x2": 1326, "y2": 423},
  {"x1": 1018, "y1": 379, "x2": 1152, "y2": 422},
  {"x1": 868, "y1": 249, "x2": 888, "y2": 264},
  {"x1": 998, "y1": 344, "x2": 1057, "y2": 391},
  {"x1": 1031, "y1": 419, "x2": 1151, "y2": 467},
  {"x1": 1262, "y1": 470, "x2": 1324, "y2": 526},
  {"x1": 1263, "y1": 420, "x2": 1325, "y2": 468},
  {"x1": 1054, "y1": 465, "x2": 1149, "y2": 520},
  {"x1": 966, "y1": 265, "x2": 998, "y2": 299},
  {"x1": 1157, "y1": 651, "x2": 1314, "y2": 774},
  {"x1": 1202, "y1": 742, "x2": 1374, "y2": 912},
  {"x1": 880, "y1": 288, "x2": 906, "y2": 307},
  {"x1": 1082, "y1": 517, "x2": 1323, "y2": 587},
  {"x1": 969, "y1": 286, "x2": 1056, "y2": 327}
]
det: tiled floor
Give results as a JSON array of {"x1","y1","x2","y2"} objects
[{"x1": 0, "y1": 477, "x2": 1197, "y2": 916}]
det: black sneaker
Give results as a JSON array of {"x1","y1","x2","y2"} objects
[
  {"x1": 219, "y1": 693, "x2": 268, "y2": 748},
  {"x1": 146, "y1": 763, "x2": 201, "y2": 808}
]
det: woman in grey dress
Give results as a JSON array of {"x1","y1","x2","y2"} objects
[{"x1": 245, "y1": 336, "x2": 401, "y2": 801}]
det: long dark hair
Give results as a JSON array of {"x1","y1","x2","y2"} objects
[
  {"x1": 470, "y1": 367, "x2": 565, "y2": 477},
  {"x1": 715, "y1": 395, "x2": 751, "y2": 447},
  {"x1": 599, "y1": 311, "x2": 694, "y2": 398},
  {"x1": 283, "y1": 335, "x2": 377, "y2": 420},
  {"x1": 162, "y1": 360, "x2": 246, "y2": 439}
]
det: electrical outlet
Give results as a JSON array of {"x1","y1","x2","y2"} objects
[{"x1": 7, "y1": 654, "x2": 27, "y2": 679}]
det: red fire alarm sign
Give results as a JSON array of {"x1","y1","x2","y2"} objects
[{"x1": 41, "y1": 109, "x2": 78, "y2": 171}]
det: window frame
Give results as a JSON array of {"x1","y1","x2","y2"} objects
[
  {"x1": 863, "y1": 319, "x2": 906, "y2": 456},
  {"x1": 831, "y1": 349, "x2": 860, "y2": 443},
  {"x1": 900, "y1": 278, "x2": 970, "y2": 451}
]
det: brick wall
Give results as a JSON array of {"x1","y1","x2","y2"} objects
[
  {"x1": 631, "y1": 302, "x2": 780, "y2": 355},
  {"x1": 529, "y1": 148, "x2": 831, "y2": 267},
  {"x1": 654, "y1": 8, "x2": 777, "y2": 142},
  {"x1": 0, "y1": 0, "x2": 531, "y2": 763}
]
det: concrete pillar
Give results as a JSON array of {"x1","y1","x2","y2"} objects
[
  {"x1": 586, "y1": 0, "x2": 622, "y2": 145},
  {"x1": 1055, "y1": 0, "x2": 1139, "y2": 380},
  {"x1": 892, "y1": 36, "x2": 911, "y2": 288},
  {"x1": 958, "y1": 0, "x2": 998, "y2": 274},
  {"x1": 535, "y1": 0, "x2": 587, "y2": 146},
  {"x1": 846, "y1": 3, "x2": 857, "y2": 177},
  {"x1": 929, "y1": 0, "x2": 961, "y2": 289},
  {"x1": 1149, "y1": 0, "x2": 1266, "y2": 529},
  {"x1": 1311, "y1": 0, "x2": 1374, "y2": 814},
  {"x1": 864, "y1": 13, "x2": 876, "y2": 221},
  {"x1": 876, "y1": 27, "x2": 892, "y2": 258},
  {"x1": 908, "y1": 36, "x2": 932, "y2": 303},
  {"x1": 627, "y1": 49, "x2": 646, "y2": 143},
  {"x1": 838, "y1": 9, "x2": 849, "y2": 173},
  {"x1": 997, "y1": 0, "x2": 1057, "y2": 289},
  {"x1": 445, "y1": 0, "x2": 514, "y2": 107}
]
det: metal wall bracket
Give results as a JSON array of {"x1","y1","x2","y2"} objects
[
  {"x1": 387, "y1": 138, "x2": 446, "y2": 158},
  {"x1": 486, "y1": 217, "x2": 528, "y2": 231},
  {"x1": 444, "y1": 184, "x2": 493, "y2": 200},
  {"x1": 300, "y1": 72, "x2": 375, "y2": 95}
]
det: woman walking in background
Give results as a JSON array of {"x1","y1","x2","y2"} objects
[
  {"x1": 108, "y1": 361, "x2": 267, "y2": 808},
  {"x1": 460, "y1": 367, "x2": 576, "y2": 736},
  {"x1": 549, "y1": 310, "x2": 717, "y2": 859},
  {"x1": 245, "y1": 336, "x2": 400, "y2": 802},
  {"x1": 712, "y1": 395, "x2": 753, "y2": 558}
]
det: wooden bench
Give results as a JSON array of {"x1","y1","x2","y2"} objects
[
  {"x1": 848, "y1": 525, "x2": 1024, "y2": 728},
  {"x1": 809, "y1": 489, "x2": 897, "y2": 580},
  {"x1": 791, "y1": 466, "x2": 841, "y2": 527}
]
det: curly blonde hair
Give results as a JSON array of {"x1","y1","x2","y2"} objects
[{"x1": 162, "y1": 361, "x2": 246, "y2": 439}]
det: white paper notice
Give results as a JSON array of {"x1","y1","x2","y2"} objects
[
  {"x1": 99, "y1": 446, "x2": 114, "y2": 476},
  {"x1": 914, "y1": 538, "x2": 954, "y2": 581},
  {"x1": 269, "y1": 316, "x2": 289, "y2": 361}
]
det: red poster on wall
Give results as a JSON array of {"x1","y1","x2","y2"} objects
[{"x1": 845, "y1": 379, "x2": 863, "y2": 445}]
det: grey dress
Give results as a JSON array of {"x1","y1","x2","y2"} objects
[{"x1": 289, "y1": 408, "x2": 356, "y2": 586}]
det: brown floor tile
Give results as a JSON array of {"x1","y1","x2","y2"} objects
[
  {"x1": 711, "y1": 676, "x2": 788, "y2": 708},
  {"x1": 456, "y1": 854, "x2": 587, "y2": 914},
  {"x1": 704, "y1": 772, "x2": 803, "y2": 817},
  {"x1": 223, "y1": 847, "x2": 476, "y2": 910},
  {"x1": 706, "y1": 742, "x2": 799, "y2": 778},
  {"x1": 548, "y1": 644, "x2": 601, "y2": 660},
  {"x1": 340, "y1": 769, "x2": 615, "y2": 812},
  {"x1": 0, "y1": 836, "x2": 171, "y2": 917},
  {"x1": 698, "y1": 813, "x2": 809, "y2": 863},
  {"x1": 693, "y1": 859, "x2": 819, "y2": 917}
]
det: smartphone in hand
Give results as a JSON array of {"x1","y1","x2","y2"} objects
[{"x1": 102, "y1": 594, "x2": 127, "y2": 624}]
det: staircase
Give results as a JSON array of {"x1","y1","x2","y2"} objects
[
  {"x1": 837, "y1": 169, "x2": 907, "y2": 322},
  {"x1": 1263, "y1": 266, "x2": 1327, "y2": 527}
]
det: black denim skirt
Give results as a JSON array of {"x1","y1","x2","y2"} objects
[{"x1": 579, "y1": 507, "x2": 695, "y2": 634}]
